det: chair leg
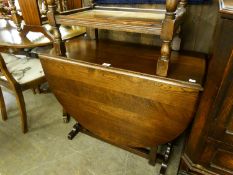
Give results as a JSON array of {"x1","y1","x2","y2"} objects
[
  {"x1": 14, "y1": 89, "x2": 28, "y2": 133},
  {"x1": 0, "y1": 87, "x2": 7, "y2": 121}
]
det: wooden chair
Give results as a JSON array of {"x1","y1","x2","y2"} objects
[
  {"x1": 18, "y1": 0, "x2": 54, "y2": 42},
  {"x1": 17, "y1": 0, "x2": 83, "y2": 45},
  {"x1": 0, "y1": 52, "x2": 46, "y2": 133}
]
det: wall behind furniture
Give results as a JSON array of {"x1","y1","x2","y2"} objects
[{"x1": 83, "y1": 0, "x2": 219, "y2": 54}]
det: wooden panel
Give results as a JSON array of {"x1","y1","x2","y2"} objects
[
  {"x1": 227, "y1": 109, "x2": 233, "y2": 134},
  {"x1": 185, "y1": 17, "x2": 233, "y2": 162},
  {"x1": 180, "y1": 2, "x2": 233, "y2": 174},
  {"x1": 210, "y1": 51, "x2": 233, "y2": 145},
  {"x1": 67, "y1": 0, "x2": 82, "y2": 9},
  {"x1": 211, "y1": 149, "x2": 233, "y2": 174},
  {"x1": 18, "y1": 0, "x2": 42, "y2": 26},
  {"x1": 183, "y1": 1, "x2": 219, "y2": 53}
]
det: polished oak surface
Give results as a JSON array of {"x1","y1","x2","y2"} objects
[
  {"x1": 0, "y1": 19, "x2": 85, "y2": 48},
  {"x1": 63, "y1": 36, "x2": 206, "y2": 86},
  {"x1": 40, "y1": 37, "x2": 206, "y2": 147}
]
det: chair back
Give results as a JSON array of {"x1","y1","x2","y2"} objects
[
  {"x1": 18, "y1": 0, "x2": 82, "y2": 26},
  {"x1": 18, "y1": 0, "x2": 42, "y2": 26}
]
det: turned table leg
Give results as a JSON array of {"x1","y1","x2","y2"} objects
[
  {"x1": 156, "y1": 0, "x2": 179, "y2": 77},
  {"x1": 47, "y1": 0, "x2": 66, "y2": 56}
]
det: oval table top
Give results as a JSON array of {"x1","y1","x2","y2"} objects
[{"x1": 0, "y1": 19, "x2": 86, "y2": 49}]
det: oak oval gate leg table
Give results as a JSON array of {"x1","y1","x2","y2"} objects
[{"x1": 40, "y1": 0, "x2": 206, "y2": 174}]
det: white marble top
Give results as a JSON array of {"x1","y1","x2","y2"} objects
[{"x1": 0, "y1": 52, "x2": 45, "y2": 84}]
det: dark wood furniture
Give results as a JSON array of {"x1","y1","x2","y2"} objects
[
  {"x1": 180, "y1": 0, "x2": 233, "y2": 174},
  {"x1": 41, "y1": 0, "x2": 206, "y2": 173},
  {"x1": 18, "y1": 0, "x2": 53, "y2": 41},
  {"x1": 39, "y1": 36, "x2": 206, "y2": 173},
  {"x1": 0, "y1": 52, "x2": 46, "y2": 133}
]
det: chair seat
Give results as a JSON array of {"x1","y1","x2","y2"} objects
[{"x1": 0, "y1": 53, "x2": 44, "y2": 84}]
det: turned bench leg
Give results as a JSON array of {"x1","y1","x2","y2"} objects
[
  {"x1": 156, "y1": 40, "x2": 171, "y2": 77},
  {"x1": 156, "y1": 0, "x2": 179, "y2": 77}
]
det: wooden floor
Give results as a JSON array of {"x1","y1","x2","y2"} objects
[{"x1": 61, "y1": 36, "x2": 206, "y2": 85}]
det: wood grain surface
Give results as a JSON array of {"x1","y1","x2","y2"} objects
[
  {"x1": 55, "y1": 6, "x2": 184, "y2": 35},
  {"x1": 39, "y1": 37, "x2": 205, "y2": 147},
  {"x1": 64, "y1": 37, "x2": 206, "y2": 84}
]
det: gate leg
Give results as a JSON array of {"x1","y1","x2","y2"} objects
[
  {"x1": 149, "y1": 146, "x2": 158, "y2": 166},
  {"x1": 159, "y1": 143, "x2": 173, "y2": 175}
]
